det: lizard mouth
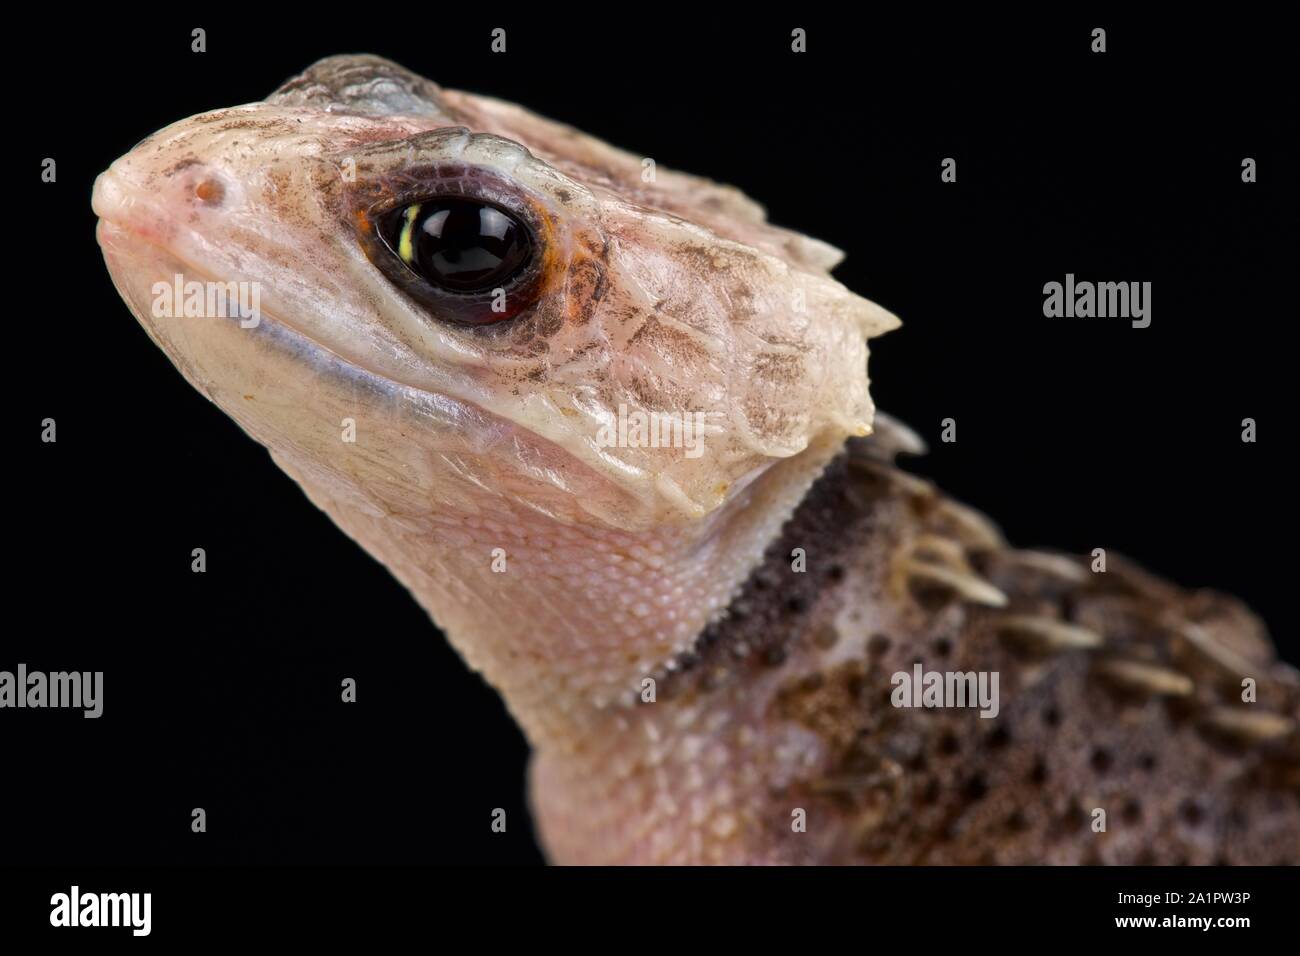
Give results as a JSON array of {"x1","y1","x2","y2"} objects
[
  {"x1": 92, "y1": 188, "x2": 530, "y2": 432},
  {"x1": 94, "y1": 214, "x2": 673, "y2": 529},
  {"x1": 97, "y1": 216, "x2": 349, "y2": 368},
  {"x1": 95, "y1": 214, "x2": 468, "y2": 409},
  {"x1": 92, "y1": 211, "x2": 553, "y2": 496},
  {"x1": 91, "y1": 164, "x2": 449, "y2": 401}
]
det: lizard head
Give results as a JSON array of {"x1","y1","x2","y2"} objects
[{"x1": 93, "y1": 55, "x2": 898, "y2": 533}]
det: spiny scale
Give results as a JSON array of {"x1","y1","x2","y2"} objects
[{"x1": 610, "y1": 424, "x2": 1300, "y2": 864}]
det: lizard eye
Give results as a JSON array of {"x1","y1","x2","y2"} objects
[
  {"x1": 356, "y1": 169, "x2": 551, "y2": 327},
  {"x1": 382, "y1": 198, "x2": 532, "y2": 294}
]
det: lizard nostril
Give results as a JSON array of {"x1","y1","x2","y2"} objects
[{"x1": 194, "y1": 176, "x2": 225, "y2": 206}]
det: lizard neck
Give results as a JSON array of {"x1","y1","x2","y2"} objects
[{"x1": 279, "y1": 438, "x2": 843, "y2": 747}]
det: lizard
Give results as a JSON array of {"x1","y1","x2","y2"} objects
[{"x1": 92, "y1": 54, "x2": 1299, "y2": 864}]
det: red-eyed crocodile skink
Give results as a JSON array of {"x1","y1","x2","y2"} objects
[{"x1": 93, "y1": 55, "x2": 1300, "y2": 865}]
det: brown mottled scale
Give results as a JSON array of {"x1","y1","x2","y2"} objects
[{"x1": 614, "y1": 430, "x2": 1300, "y2": 865}]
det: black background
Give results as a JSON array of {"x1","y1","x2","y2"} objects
[{"x1": 8, "y1": 12, "x2": 1295, "y2": 868}]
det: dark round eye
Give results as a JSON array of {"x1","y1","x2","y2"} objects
[{"x1": 385, "y1": 198, "x2": 532, "y2": 294}]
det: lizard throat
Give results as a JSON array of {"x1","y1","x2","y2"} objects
[{"x1": 273, "y1": 434, "x2": 847, "y2": 747}]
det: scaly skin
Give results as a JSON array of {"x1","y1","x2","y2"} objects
[{"x1": 93, "y1": 55, "x2": 1298, "y2": 864}]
